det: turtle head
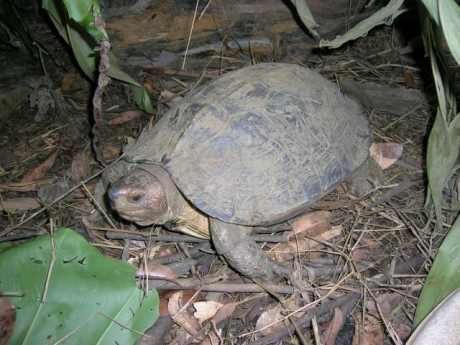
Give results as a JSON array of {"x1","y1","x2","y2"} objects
[{"x1": 108, "y1": 169, "x2": 170, "y2": 226}]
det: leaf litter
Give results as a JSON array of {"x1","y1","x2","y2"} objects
[{"x1": 0, "y1": 3, "x2": 450, "y2": 345}]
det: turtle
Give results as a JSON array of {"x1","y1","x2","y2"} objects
[{"x1": 105, "y1": 63, "x2": 371, "y2": 280}]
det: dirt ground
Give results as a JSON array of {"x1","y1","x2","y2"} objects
[{"x1": 0, "y1": 3, "x2": 457, "y2": 345}]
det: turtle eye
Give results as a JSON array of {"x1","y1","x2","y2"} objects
[{"x1": 128, "y1": 191, "x2": 145, "y2": 204}]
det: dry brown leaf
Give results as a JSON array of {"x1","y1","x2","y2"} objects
[
  {"x1": 0, "y1": 297, "x2": 15, "y2": 345},
  {"x1": 270, "y1": 225, "x2": 342, "y2": 261},
  {"x1": 323, "y1": 308, "x2": 345, "y2": 345},
  {"x1": 137, "y1": 262, "x2": 177, "y2": 282},
  {"x1": 193, "y1": 301, "x2": 223, "y2": 324},
  {"x1": 160, "y1": 290, "x2": 196, "y2": 317},
  {"x1": 102, "y1": 143, "x2": 122, "y2": 162},
  {"x1": 21, "y1": 151, "x2": 58, "y2": 183},
  {"x1": 156, "y1": 246, "x2": 176, "y2": 257},
  {"x1": 199, "y1": 331, "x2": 220, "y2": 345},
  {"x1": 255, "y1": 304, "x2": 285, "y2": 336},
  {"x1": 61, "y1": 72, "x2": 79, "y2": 91},
  {"x1": 212, "y1": 302, "x2": 237, "y2": 324},
  {"x1": 366, "y1": 293, "x2": 403, "y2": 319},
  {"x1": 70, "y1": 150, "x2": 92, "y2": 182},
  {"x1": 403, "y1": 69, "x2": 416, "y2": 88},
  {"x1": 369, "y1": 143, "x2": 403, "y2": 170},
  {"x1": 394, "y1": 323, "x2": 412, "y2": 342},
  {"x1": 0, "y1": 179, "x2": 53, "y2": 192},
  {"x1": 109, "y1": 110, "x2": 142, "y2": 126},
  {"x1": 352, "y1": 315, "x2": 384, "y2": 345},
  {"x1": 168, "y1": 291, "x2": 200, "y2": 336},
  {"x1": 0, "y1": 197, "x2": 41, "y2": 212},
  {"x1": 289, "y1": 211, "x2": 331, "y2": 239}
]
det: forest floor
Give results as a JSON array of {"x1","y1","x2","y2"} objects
[{"x1": 0, "y1": 5, "x2": 456, "y2": 345}]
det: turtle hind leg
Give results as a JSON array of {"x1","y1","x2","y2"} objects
[
  {"x1": 210, "y1": 218, "x2": 289, "y2": 281},
  {"x1": 349, "y1": 158, "x2": 384, "y2": 197}
]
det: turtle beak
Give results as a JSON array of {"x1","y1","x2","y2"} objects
[{"x1": 108, "y1": 169, "x2": 168, "y2": 226}]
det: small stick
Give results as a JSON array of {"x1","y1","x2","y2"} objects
[{"x1": 182, "y1": 0, "x2": 200, "y2": 70}]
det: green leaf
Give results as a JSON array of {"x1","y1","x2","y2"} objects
[
  {"x1": 42, "y1": 0, "x2": 67, "y2": 35},
  {"x1": 426, "y1": 109, "x2": 454, "y2": 218},
  {"x1": 42, "y1": 0, "x2": 153, "y2": 113},
  {"x1": 289, "y1": 0, "x2": 319, "y2": 39},
  {"x1": 133, "y1": 86, "x2": 155, "y2": 114},
  {"x1": 0, "y1": 228, "x2": 159, "y2": 345},
  {"x1": 320, "y1": 0, "x2": 407, "y2": 49},
  {"x1": 415, "y1": 217, "x2": 460, "y2": 325},
  {"x1": 67, "y1": 24, "x2": 97, "y2": 79},
  {"x1": 420, "y1": 0, "x2": 439, "y2": 25},
  {"x1": 439, "y1": 0, "x2": 460, "y2": 66},
  {"x1": 425, "y1": 21, "x2": 459, "y2": 221},
  {"x1": 420, "y1": 0, "x2": 460, "y2": 66},
  {"x1": 62, "y1": 0, "x2": 95, "y2": 23}
]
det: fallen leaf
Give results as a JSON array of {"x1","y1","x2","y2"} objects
[
  {"x1": 289, "y1": 211, "x2": 331, "y2": 239},
  {"x1": 366, "y1": 293, "x2": 403, "y2": 319},
  {"x1": 61, "y1": 72, "x2": 79, "y2": 91},
  {"x1": 137, "y1": 262, "x2": 177, "y2": 282},
  {"x1": 0, "y1": 297, "x2": 16, "y2": 345},
  {"x1": 160, "y1": 89, "x2": 178, "y2": 102},
  {"x1": 394, "y1": 323, "x2": 412, "y2": 342},
  {"x1": 21, "y1": 151, "x2": 58, "y2": 183},
  {"x1": 352, "y1": 315, "x2": 384, "y2": 345},
  {"x1": 403, "y1": 69, "x2": 416, "y2": 88},
  {"x1": 70, "y1": 150, "x2": 92, "y2": 182},
  {"x1": 212, "y1": 302, "x2": 237, "y2": 324},
  {"x1": 369, "y1": 143, "x2": 403, "y2": 170},
  {"x1": 159, "y1": 290, "x2": 196, "y2": 317},
  {"x1": 199, "y1": 331, "x2": 220, "y2": 345},
  {"x1": 255, "y1": 304, "x2": 285, "y2": 336},
  {"x1": 323, "y1": 308, "x2": 345, "y2": 345},
  {"x1": 102, "y1": 143, "x2": 122, "y2": 161},
  {"x1": 0, "y1": 197, "x2": 41, "y2": 212},
  {"x1": 168, "y1": 291, "x2": 200, "y2": 336},
  {"x1": 270, "y1": 225, "x2": 342, "y2": 261},
  {"x1": 193, "y1": 301, "x2": 223, "y2": 324},
  {"x1": 109, "y1": 110, "x2": 142, "y2": 126}
]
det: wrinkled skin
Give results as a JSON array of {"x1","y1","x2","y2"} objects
[{"x1": 109, "y1": 169, "x2": 168, "y2": 226}]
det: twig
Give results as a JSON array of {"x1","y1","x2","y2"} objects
[
  {"x1": 81, "y1": 184, "x2": 116, "y2": 228},
  {"x1": 91, "y1": 12, "x2": 111, "y2": 166},
  {"x1": 149, "y1": 280, "x2": 295, "y2": 294},
  {"x1": 238, "y1": 273, "x2": 353, "y2": 338},
  {"x1": 182, "y1": 0, "x2": 200, "y2": 70}
]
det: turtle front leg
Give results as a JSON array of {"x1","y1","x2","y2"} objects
[{"x1": 210, "y1": 219, "x2": 289, "y2": 281}]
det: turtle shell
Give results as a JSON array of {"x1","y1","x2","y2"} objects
[{"x1": 125, "y1": 63, "x2": 371, "y2": 225}]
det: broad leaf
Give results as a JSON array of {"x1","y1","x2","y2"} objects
[
  {"x1": 289, "y1": 0, "x2": 319, "y2": 39},
  {"x1": 421, "y1": 0, "x2": 460, "y2": 65},
  {"x1": 415, "y1": 217, "x2": 460, "y2": 325},
  {"x1": 0, "y1": 228, "x2": 158, "y2": 345},
  {"x1": 42, "y1": 0, "x2": 153, "y2": 113}
]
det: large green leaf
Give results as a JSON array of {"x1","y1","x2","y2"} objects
[
  {"x1": 0, "y1": 228, "x2": 158, "y2": 345},
  {"x1": 62, "y1": 0, "x2": 94, "y2": 23},
  {"x1": 424, "y1": 16, "x2": 460, "y2": 222},
  {"x1": 415, "y1": 217, "x2": 460, "y2": 325},
  {"x1": 41, "y1": 0, "x2": 153, "y2": 113},
  {"x1": 421, "y1": 0, "x2": 460, "y2": 65},
  {"x1": 289, "y1": 0, "x2": 319, "y2": 39}
]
